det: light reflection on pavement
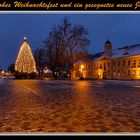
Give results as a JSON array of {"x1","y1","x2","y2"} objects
[{"x1": 0, "y1": 79, "x2": 140, "y2": 132}]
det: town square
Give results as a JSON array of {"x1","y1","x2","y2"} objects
[
  {"x1": 0, "y1": 79, "x2": 140, "y2": 132},
  {"x1": 0, "y1": 14, "x2": 140, "y2": 133}
]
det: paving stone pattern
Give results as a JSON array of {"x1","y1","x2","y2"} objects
[{"x1": 0, "y1": 79, "x2": 140, "y2": 133}]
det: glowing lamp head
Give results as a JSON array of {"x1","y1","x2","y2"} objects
[
  {"x1": 24, "y1": 37, "x2": 27, "y2": 41},
  {"x1": 1, "y1": 70, "x2": 5, "y2": 74},
  {"x1": 81, "y1": 65, "x2": 84, "y2": 69}
]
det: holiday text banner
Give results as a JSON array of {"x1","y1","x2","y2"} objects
[{"x1": 0, "y1": 0, "x2": 140, "y2": 10}]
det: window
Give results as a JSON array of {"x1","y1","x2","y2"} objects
[
  {"x1": 108, "y1": 62, "x2": 110, "y2": 67},
  {"x1": 114, "y1": 61, "x2": 116, "y2": 66},
  {"x1": 114, "y1": 71, "x2": 116, "y2": 76},
  {"x1": 97, "y1": 65, "x2": 98, "y2": 69},
  {"x1": 89, "y1": 65, "x2": 91, "y2": 69},
  {"x1": 123, "y1": 61, "x2": 125, "y2": 66},
  {"x1": 100, "y1": 64, "x2": 102, "y2": 69},
  {"x1": 118, "y1": 70, "x2": 120, "y2": 76},
  {"x1": 104, "y1": 63, "x2": 106, "y2": 71},
  {"x1": 133, "y1": 60, "x2": 136, "y2": 65},
  {"x1": 88, "y1": 65, "x2": 90, "y2": 69},
  {"x1": 132, "y1": 70, "x2": 136, "y2": 76},
  {"x1": 128, "y1": 70, "x2": 130, "y2": 76},
  {"x1": 118, "y1": 61, "x2": 120, "y2": 66},
  {"x1": 108, "y1": 71, "x2": 110, "y2": 75},
  {"x1": 123, "y1": 70, "x2": 125, "y2": 76},
  {"x1": 128, "y1": 60, "x2": 131, "y2": 66}
]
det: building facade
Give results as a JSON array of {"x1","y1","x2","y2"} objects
[{"x1": 72, "y1": 40, "x2": 140, "y2": 80}]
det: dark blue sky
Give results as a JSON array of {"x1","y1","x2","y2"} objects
[{"x1": 0, "y1": 13, "x2": 140, "y2": 69}]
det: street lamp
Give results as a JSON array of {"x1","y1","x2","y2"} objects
[
  {"x1": 1, "y1": 70, "x2": 5, "y2": 76},
  {"x1": 81, "y1": 65, "x2": 84, "y2": 69},
  {"x1": 79, "y1": 65, "x2": 84, "y2": 79}
]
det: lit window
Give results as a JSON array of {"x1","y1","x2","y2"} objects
[
  {"x1": 118, "y1": 70, "x2": 120, "y2": 76},
  {"x1": 123, "y1": 70, "x2": 125, "y2": 76},
  {"x1": 132, "y1": 70, "x2": 136, "y2": 76}
]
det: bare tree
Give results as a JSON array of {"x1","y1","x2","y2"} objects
[
  {"x1": 44, "y1": 26, "x2": 67, "y2": 78},
  {"x1": 8, "y1": 63, "x2": 15, "y2": 73},
  {"x1": 34, "y1": 48, "x2": 47, "y2": 77},
  {"x1": 44, "y1": 17, "x2": 90, "y2": 79},
  {"x1": 60, "y1": 17, "x2": 89, "y2": 69}
]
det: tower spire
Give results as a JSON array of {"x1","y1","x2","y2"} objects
[{"x1": 104, "y1": 39, "x2": 112, "y2": 57}]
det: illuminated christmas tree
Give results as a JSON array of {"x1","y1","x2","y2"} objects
[{"x1": 15, "y1": 37, "x2": 37, "y2": 73}]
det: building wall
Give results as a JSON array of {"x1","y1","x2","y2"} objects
[
  {"x1": 112, "y1": 55, "x2": 140, "y2": 80},
  {"x1": 73, "y1": 55, "x2": 140, "y2": 80}
]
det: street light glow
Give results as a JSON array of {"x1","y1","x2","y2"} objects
[{"x1": 81, "y1": 65, "x2": 84, "y2": 69}]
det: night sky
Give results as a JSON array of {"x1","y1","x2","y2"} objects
[{"x1": 0, "y1": 13, "x2": 140, "y2": 69}]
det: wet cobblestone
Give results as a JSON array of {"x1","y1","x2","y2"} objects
[{"x1": 0, "y1": 79, "x2": 140, "y2": 132}]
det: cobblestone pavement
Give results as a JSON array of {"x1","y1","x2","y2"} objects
[{"x1": 0, "y1": 79, "x2": 140, "y2": 133}]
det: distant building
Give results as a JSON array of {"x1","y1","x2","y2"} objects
[
  {"x1": 72, "y1": 40, "x2": 140, "y2": 80},
  {"x1": 43, "y1": 67, "x2": 53, "y2": 78}
]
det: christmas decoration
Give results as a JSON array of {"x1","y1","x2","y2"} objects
[{"x1": 15, "y1": 37, "x2": 37, "y2": 73}]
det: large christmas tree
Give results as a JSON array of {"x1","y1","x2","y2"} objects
[{"x1": 15, "y1": 37, "x2": 37, "y2": 73}]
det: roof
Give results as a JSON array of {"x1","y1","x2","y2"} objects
[
  {"x1": 44, "y1": 69, "x2": 53, "y2": 73},
  {"x1": 111, "y1": 44, "x2": 140, "y2": 58},
  {"x1": 74, "y1": 44, "x2": 140, "y2": 64},
  {"x1": 105, "y1": 40, "x2": 111, "y2": 44},
  {"x1": 74, "y1": 52, "x2": 104, "y2": 64}
]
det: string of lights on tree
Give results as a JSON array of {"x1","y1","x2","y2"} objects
[{"x1": 15, "y1": 37, "x2": 37, "y2": 73}]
